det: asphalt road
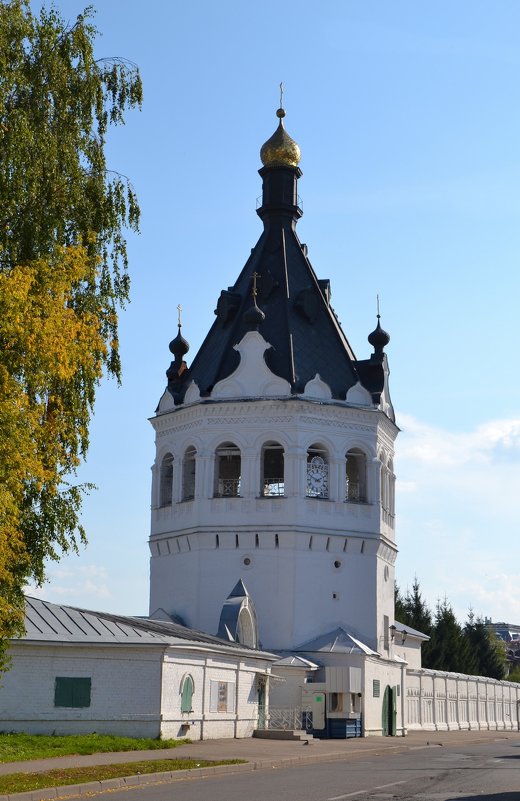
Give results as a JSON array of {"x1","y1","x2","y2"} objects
[{"x1": 75, "y1": 737, "x2": 520, "y2": 801}]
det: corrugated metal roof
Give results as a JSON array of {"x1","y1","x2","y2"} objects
[
  {"x1": 21, "y1": 597, "x2": 276, "y2": 658},
  {"x1": 294, "y1": 627, "x2": 379, "y2": 656},
  {"x1": 393, "y1": 620, "x2": 430, "y2": 641}
]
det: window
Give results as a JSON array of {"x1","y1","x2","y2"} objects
[
  {"x1": 209, "y1": 680, "x2": 236, "y2": 713},
  {"x1": 388, "y1": 459, "x2": 395, "y2": 517},
  {"x1": 54, "y1": 677, "x2": 91, "y2": 708},
  {"x1": 346, "y1": 448, "x2": 367, "y2": 502},
  {"x1": 373, "y1": 679, "x2": 380, "y2": 698},
  {"x1": 380, "y1": 455, "x2": 389, "y2": 513},
  {"x1": 159, "y1": 453, "x2": 174, "y2": 506},
  {"x1": 214, "y1": 443, "x2": 241, "y2": 497},
  {"x1": 182, "y1": 447, "x2": 196, "y2": 500},
  {"x1": 261, "y1": 442, "x2": 284, "y2": 496},
  {"x1": 180, "y1": 674, "x2": 194, "y2": 713},
  {"x1": 329, "y1": 692, "x2": 344, "y2": 712},
  {"x1": 306, "y1": 445, "x2": 329, "y2": 499}
]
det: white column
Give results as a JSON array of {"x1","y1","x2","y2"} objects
[
  {"x1": 328, "y1": 457, "x2": 344, "y2": 502},
  {"x1": 150, "y1": 463, "x2": 158, "y2": 509},
  {"x1": 241, "y1": 448, "x2": 258, "y2": 499},
  {"x1": 197, "y1": 453, "x2": 214, "y2": 499},
  {"x1": 285, "y1": 446, "x2": 305, "y2": 497}
]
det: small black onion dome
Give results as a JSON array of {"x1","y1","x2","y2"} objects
[
  {"x1": 368, "y1": 315, "x2": 390, "y2": 353},
  {"x1": 169, "y1": 325, "x2": 189, "y2": 359},
  {"x1": 243, "y1": 300, "x2": 266, "y2": 329}
]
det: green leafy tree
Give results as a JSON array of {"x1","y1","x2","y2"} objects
[{"x1": 0, "y1": 0, "x2": 141, "y2": 661}]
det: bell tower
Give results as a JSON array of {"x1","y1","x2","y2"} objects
[{"x1": 149, "y1": 103, "x2": 398, "y2": 654}]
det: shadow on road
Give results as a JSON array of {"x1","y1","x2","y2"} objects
[{"x1": 445, "y1": 795, "x2": 520, "y2": 801}]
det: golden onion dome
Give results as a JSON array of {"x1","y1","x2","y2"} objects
[{"x1": 260, "y1": 107, "x2": 301, "y2": 168}]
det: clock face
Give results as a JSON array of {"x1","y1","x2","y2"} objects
[{"x1": 307, "y1": 455, "x2": 328, "y2": 494}]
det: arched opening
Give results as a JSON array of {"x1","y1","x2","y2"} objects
[
  {"x1": 261, "y1": 442, "x2": 284, "y2": 496},
  {"x1": 346, "y1": 448, "x2": 367, "y2": 503},
  {"x1": 214, "y1": 442, "x2": 241, "y2": 497},
  {"x1": 237, "y1": 605, "x2": 257, "y2": 648},
  {"x1": 159, "y1": 453, "x2": 174, "y2": 506},
  {"x1": 182, "y1": 446, "x2": 196, "y2": 501},
  {"x1": 306, "y1": 444, "x2": 329, "y2": 499},
  {"x1": 388, "y1": 458, "x2": 395, "y2": 519},
  {"x1": 180, "y1": 674, "x2": 194, "y2": 713},
  {"x1": 381, "y1": 456, "x2": 389, "y2": 515}
]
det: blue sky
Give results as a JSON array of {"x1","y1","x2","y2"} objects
[{"x1": 27, "y1": 1, "x2": 520, "y2": 626}]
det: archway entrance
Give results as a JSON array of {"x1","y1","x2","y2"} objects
[{"x1": 382, "y1": 685, "x2": 396, "y2": 736}]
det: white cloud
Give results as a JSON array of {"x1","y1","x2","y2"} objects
[
  {"x1": 398, "y1": 413, "x2": 520, "y2": 468},
  {"x1": 26, "y1": 564, "x2": 112, "y2": 607},
  {"x1": 395, "y1": 412, "x2": 520, "y2": 624}
]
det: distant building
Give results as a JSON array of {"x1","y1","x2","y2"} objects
[{"x1": 485, "y1": 619, "x2": 520, "y2": 643}]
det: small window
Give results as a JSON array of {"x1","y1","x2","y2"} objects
[
  {"x1": 373, "y1": 679, "x2": 380, "y2": 698},
  {"x1": 329, "y1": 692, "x2": 344, "y2": 712},
  {"x1": 180, "y1": 674, "x2": 194, "y2": 713},
  {"x1": 159, "y1": 453, "x2": 174, "y2": 506},
  {"x1": 54, "y1": 677, "x2": 91, "y2": 708},
  {"x1": 182, "y1": 447, "x2": 196, "y2": 501},
  {"x1": 209, "y1": 680, "x2": 235, "y2": 713},
  {"x1": 261, "y1": 443, "x2": 285, "y2": 496},
  {"x1": 215, "y1": 443, "x2": 241, "y2": 497},
  {"x1": 346, "y1": 448, "x2": 367, "y2": 502}
]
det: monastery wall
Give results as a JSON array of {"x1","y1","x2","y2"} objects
[{"x1": 406, "y1": 668, "x2": 520, "y2": 732}]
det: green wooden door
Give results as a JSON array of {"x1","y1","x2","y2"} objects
[{"x1": 382, "y1": 685, "x2": 396, "y2": 736}]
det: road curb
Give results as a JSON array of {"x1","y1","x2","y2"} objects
[{"x1": 0, "y1": 732, "x2": 517, "y2": 800}]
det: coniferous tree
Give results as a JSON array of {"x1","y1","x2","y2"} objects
[
  {"x1": 464, "y1": 612, "x2": 507, "y2": 680},
  {"x1": 394, "y1": 583, "x2": 407, "y2": 623},
  {"x1": 404, "y1": 578, "x2": 433, "y2": 637},
  {"x1": 427, "y1": 599, "x2": 464, "y2": 672}
]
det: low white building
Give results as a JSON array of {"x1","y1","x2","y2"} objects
[{"x1": 0, "y1": 597, "x2": 275, "y2": 739}]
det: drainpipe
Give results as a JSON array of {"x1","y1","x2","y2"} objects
[
  {"x1": 201, "y1": 655, "x2": 208, "y2": 740},
  {"x1": 400, "y1": 661, "x2": 406, "y2": 736}
]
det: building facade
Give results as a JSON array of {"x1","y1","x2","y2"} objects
[{"x1": 148, "y1": 104, "x2": 406, "y2": 735}]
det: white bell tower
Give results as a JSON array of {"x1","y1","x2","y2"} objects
[{"x1": 148, "y1": 105, "x2": 398, "y2": 655}]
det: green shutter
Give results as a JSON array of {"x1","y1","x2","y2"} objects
[
  {"x1": 73, "y1": 678, "x2": 91, "y2": 707},
  {"x1": 181, "y1": 675, "x2": 194, "y2": 713},
  {"x1": 373, "y1": 679, "x2": 380, "y2": 698},
  {"x1": 55, "y1": 677, "x2": 91, "y2": 708}
]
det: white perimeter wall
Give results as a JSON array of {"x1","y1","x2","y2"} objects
[
  {"x1": 407, "y1": 669, "x2": 520, "y2": 732},
  {"x1": 0, "y1": 643, "x2": 273, "y2": 740},
  {"x1": 0, "y1": 644, "x2": 163, "y2": 737},
  {"x1": 160, "y1": 649, "x2": 270, "y2": 740}
]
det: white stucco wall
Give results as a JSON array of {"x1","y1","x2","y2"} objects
[
  {"x1": 0, "y1": 643, "x2": 164, "y2": 737},
  {"x1": 0, "y1": 642, "x2": 273, "y2": 740},
  {"x1": 150, "y1": 396, "x2": 397, "y2": 653},
  {"x1": 406, "y1": 669, "x2": 520, "y2": 732},
  {"x1": 160, "y1": 650, "x2": 270, "y2": 740}
]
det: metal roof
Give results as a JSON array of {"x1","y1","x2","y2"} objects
[
  {"x1": 294, "y1": 627, "x2": 379, "y2": 656},
  {"x1": 393, "y1": 620, "x2": 430, "y2": 641},
  {"x1": 162, "y1": 154, "x2": 391, "y2": 411},
  {"x1": 21, "y1": 597, "x2": 276, "y2": 658}
]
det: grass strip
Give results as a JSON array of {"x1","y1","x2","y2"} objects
[
  {"x1": 0, "y1": 733, "x2": 190, "y2": 762},
  {"x1": 0, "y1": 758, "x2": 246, "y2": 794}
]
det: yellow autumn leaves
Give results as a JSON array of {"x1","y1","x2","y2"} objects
[{"x1": 0, "y1": 245, "x2": 106, "y2": 649}]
